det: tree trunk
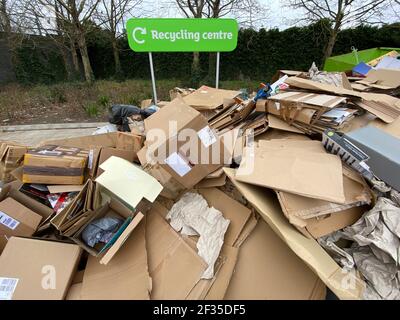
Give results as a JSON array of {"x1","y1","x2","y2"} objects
[
  {"x1": 192, "y1": 51, "x2": 200, "y2": 72},
  {"x1": 190, "y1": 51, "x2": 201, "y2": 87},
  {"x1": 111, "y1": 36, "x2": 122, "y2": 77},
  {"x1": 69, "y1": 38, "x2": 80, "y2": 76},
  {"x1": 322, "y1": 31, "x2": 338, "y2": 66},
  {"x1": 77, "y1": 32, "x2": 94, "y2": 83},
  {"x1": 57, "y1": 44, "x2": 73, "y2": 80},
  {"x1": 208, "y1": 52, "x2": 216, "y2": 84}
]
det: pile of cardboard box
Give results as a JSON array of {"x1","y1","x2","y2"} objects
[{"x1": 1, "y1": 64, "x2": 400, "y2": 301}]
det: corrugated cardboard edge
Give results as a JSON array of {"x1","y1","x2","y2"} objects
[
  {"x1": 224, "y1": 168, "x2": 366, "y2": 300},
  {"x1": 100, "y1": 212, "x2": 144, "y2": 265}
]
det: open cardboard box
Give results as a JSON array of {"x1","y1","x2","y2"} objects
[
  {"x1": 0, "y1": 181, "x2": 53, "y2": 251},
  {"x1": 71, "y1": 198, "x2": 144, "y2": 265},
  {"x1": 143, "y1": 97, "x2": 226, "y2": 190},
  {"x1": 42, "y1": 131, "x2": 144, "y2": 177}
]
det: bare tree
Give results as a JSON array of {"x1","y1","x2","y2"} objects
[
  {"x1": 96, "y1": 0, "x2": 142, "y2": 77},
  {"x1": 286, "y1": 0, "x2": 390, "y2": 65},
  {"x1": 32, "y1": 0, "x2": 101, "y2": 83}
]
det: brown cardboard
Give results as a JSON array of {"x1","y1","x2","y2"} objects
[
  {"x1": 66, "y1": 283, "x2": 82, "y2": 300},
  {"x1": 23, "y1": 145, "x2": 89, "y2": 185},
  {"x1": 224, "y1": 168, "x2": 366, "y2": 300},
  {"x1": 300, "y1": 206, "x2": 367, "y2": 239},
  {"x1": 276, "y1": 166, "x2": 371, "y2": 221},
  {"x1": 195, "y1": 174, "x2": 226, "y2": 188},
  {"x1": 224, "y1": 219, "x2": 326, "y2": 300},
  {"x1": 183, "y1": 85, "x2": 240, "y2": 110},
  {"x1": 81, "y1": 219, "x2": 151, "y2": 300},
  {"x1": 50, "y1": 179, "x2": 93, "y2": 231},
  {"x1": 143, "y1": 97, "x2": 223, "y2": 189},
  {"x1": 197, "y1": 188, "x2": 252, "y2": 247},
  {"x1": 267, "y1": 114, "x2": 304, "y2": 134},
  {"x1": 235, "y1": 145, "x2": 345, "y2": 203},
  {"x1": 0, "y1": 181, "x2": 53, "y2": 221},
  {"x1": 356, "y1": 68, "x2": 400, "y2": 90},
  {"x1": 146, "y1": 202, "x2": 207, "y2": 299},
  {"x1": 0, "y1": 143, "x2": 27, "y2": 183},
  {"x1": 0, "y1": 197, "x2": 42, "y2": 252},
  {"x1": 95, "y1": 147, "x2": 136, "y2": 177},
  {"x1": 285, "y1": 76, "x2": 400, "y2": 123},
  {"x1": 71, "y1": 200, "x2": 144, "y2": 265},
  {"x1": 42, "y1": 132, "x2": 118, "y2": 148},
  {"x1": 0, "y1": 237, "x2": 81, "y2": 300}
]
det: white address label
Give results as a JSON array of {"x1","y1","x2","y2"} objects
[
  {"x1": 0, "y1": 211, "x2": 20, "y2": 230},
  {"x1": 0, "y1": 277, "x2": 19, "y2": 300},
  {"x1": 164, "y1": 152, "x2": 192, "y2": 177},
  {"x1": 197, "y1": 126, "x2": 217, "y2": 148}
]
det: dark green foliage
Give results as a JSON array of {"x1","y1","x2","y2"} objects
[{"x1": 10, "y1": 21, "x2": 400, "y2": 85}]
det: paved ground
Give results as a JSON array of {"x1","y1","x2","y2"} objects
[{"x1": 0, "y1": 122, "x2": 108, "y2": 146}]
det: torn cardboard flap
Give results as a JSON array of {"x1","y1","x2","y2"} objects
[
  {"x1": 235, "y1": 145, "x2": 345, "y2": 203},
  {"x1": 224, "y1": 168, "x2": 366, "y2": 300},
  {"x1": 96, "y1": 156, "x2": 163, "y2": 210},
  {"x1": 146, "y1": 202, "x2": 207, "y2": 299},
  {"x1": 183, "y1": 85, "x2": 240, "y2": 110},
  {"x1": 81, "y1": 218, "x2": 151, "y2": 300}
]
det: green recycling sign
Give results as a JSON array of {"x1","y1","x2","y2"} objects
[{"x1": 126, "y1": 18, "x2": 238, "y2": 52}]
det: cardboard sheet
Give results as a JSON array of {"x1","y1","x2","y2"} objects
[
  {"x1": 96, "y1": 156, "x2": 163, "y2": 210},
  {"x1": 146, "y1": 202, "x2": 207, "y2": 299},
  {"x1": 235, "y1": 146, "x2": 345, "y2": 203},
  {"x1": 224, "y1": 168, "x2": 366, "y2": 300},
  {"x1": 183, "y1": 85, "x2": 240, "y2": 110},
  {"x1": 224, "y1": 219, "x2": 326, "y2": 300},
  {"x1": 81, "y1": 219, "x2": 151, "y2": 300},
  {"x1": 268, "y1": 114, "x2": 304, "y2": 134}
]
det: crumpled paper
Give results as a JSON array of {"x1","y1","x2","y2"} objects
[
  {"x1": 319, "y1": 197, "x2": 400, "y2": 300},
  {"x1": 166, "y1": 192, "x2": 230, "y2": 279},
  {"x1": 308, "y1": 62, "x2": 345, "y2": 87}
]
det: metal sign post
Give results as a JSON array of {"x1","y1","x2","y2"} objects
[
  {"x1": 148, "y1": 52, "x2": 158, "y2": 103},
  {"x1": 215, "y1": 52, "x2": 220, "y2": 89},
  {"x1": 126, "y1": 18, "x2": 238, "y2": 95}
]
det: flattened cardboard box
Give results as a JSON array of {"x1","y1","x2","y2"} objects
[
  {"x1": 224, "y1": 168, "x2": 366, "y2": 300},
  {"x1": 144, "y1": 98, "x2": 224, "y2": 189},
  {"x1": 0, "y1": 197, "x2": 42, "y2": 252},
  {"x1": 0, "y1": 237, "x2": 81, "y2": 300},
  {"x1": 23, "y1": 145, "x2": 89, "y2": 185},
  {"x1": 235, "y1": 144, "x2": 345, "y2": 203},
  {"x1": 81, "y1": 218, "x2": 151, "y2": 300}
]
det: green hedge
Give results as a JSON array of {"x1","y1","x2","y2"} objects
[{"x1": 13, "y1": 21, "x2": 400, "y2": 85}]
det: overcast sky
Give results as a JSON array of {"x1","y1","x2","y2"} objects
[{"x1": 146, "y1": 0, "x2": 399, "y2": 30}]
